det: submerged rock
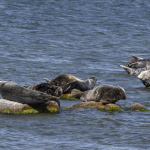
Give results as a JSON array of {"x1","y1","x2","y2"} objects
[
  {"x1": 129, "y1": 103, "x2": 149, "y2": 111},
  {"x1": 0, "y1": 99, "x2": 60, "y2": 114},
  {"x1": 70, "y1": 101, "x2": 123, "y2": 111},
  {"x1": 66, "y1": 102, "x2": 149, "y2": 112}
]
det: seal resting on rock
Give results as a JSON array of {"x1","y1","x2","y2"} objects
[
  {"x1": 25, "y1": 83, "x2": 63, "y2": 97},
  {"x1": 61, "y1": 77, "x2": 97, "y2": 94},
  {"x1": 0, "y1": 81, "x2": 59, "y2": 105},
  {"x1": 120, "y1": 54, "x2": 150, "y2": 76},
  {"x1": 44, "y1": 74, "x2": 97, "y2": 94},
  {"x1": 69, "y1": 84, "x2": 126, "y2": 104},
  {"x1": 137, "y1": 70, "x2": 150, "y2": 87},
  {"x1": 44, "y1": 74, "x2": 83, "y2": 86}
]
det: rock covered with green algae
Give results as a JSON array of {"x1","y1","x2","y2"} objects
[
  {"x1": 129, "y1": 103, "x2": 149, "y2": 111},
  {"x1": 60, "y1": 94, "x2": 76, "y2": 99},
  {"x1": 0, "y1": 99, "x2": 60, "y2": 114},
  {"x1": 66, "y1": 102, "x2": 149, "y2": 112},
  {"x1": 69, "y1": 101, "x2": 123, "y2": 111}
]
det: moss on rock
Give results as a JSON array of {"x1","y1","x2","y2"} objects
[
  {"x1": 98, "y1": 103, "x2": 123, "y2": 111},
  {"x1": 72, "y1": 101, "x2": 123, "y2": 111},
  {"x1": 60, "y1": 94, "x2": 76, "y2": 99},
  {"x1": 129, "y1": 104, "x2": 149, "y2": 111},
  {"x1": 0, "y1": 99, "x2": 60, "y2": 114}
]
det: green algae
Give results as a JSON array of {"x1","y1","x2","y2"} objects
[
  {"x1": 130, "y1": 107, "x2": 149, "y2": 112},
  {"x1": 43, "y1": 108, "x2": 58, "y2": 113},
  {"x1": 0, "y1": 109, "x2": 38, "y2": 114},
  {"x1": 60, "y1": 94, "x2": 75, "y2": 99},
  {"x1": 97, "y1": 106, "x2": 124, "y2": 111},
  {"x1": 0, "y1": 108, "x2": 59, "y2": 114}
]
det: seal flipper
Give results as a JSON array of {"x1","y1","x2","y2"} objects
[
  {"x1": 62, "y1": 81, "x2": 88, "y2": 94},
  {"x1": 120, "y1": 65, "x2": 134, "y2": 75},
  {"x1": 44, "y1": 77, "x2": 51, "y2": 83},
  {"x1": 131, "y1": 54, "x2": 143, "y2": 60}
]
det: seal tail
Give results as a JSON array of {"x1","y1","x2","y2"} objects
[{"x1": 120, "y1": 65, "x2": 133, "y2": 75}]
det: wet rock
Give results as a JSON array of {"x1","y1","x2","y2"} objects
[
  {"x1": 71, "y1": 101, "x2": 123, "y2": 111},
  {"x1": 60, "y1": 94, "x2": 76, "y2": 99},
  {"x1": 0, "y1": 99, "x2": 60, "y2": 114},
  {"x1": 129, "y1": 103, "x2": 149, "y2": 111}
]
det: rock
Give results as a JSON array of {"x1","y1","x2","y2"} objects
[
  {"x1": 0, "y1": 99, "x2": 60, "y2": 114},
  {"x1": 60, "y1": 94, "x2": 76, "y2": 99},
  {"x1": 102, "y1": 103, "x2": 122, "y2": 111},
  {"x1": 71, "y1": 101, "x2": 123, "y2": 111},
  {"x1": 129, "y1": 103, "x2": 149, "y2": 111},
  {"x1": 72, "y1": 101, "x2": 99, "y2": 108}
]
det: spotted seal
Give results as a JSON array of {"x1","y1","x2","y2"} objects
[
  {"x1": 0, "y1": 81, "x2": 59, "y2": 105},
  {"x1": 69, "y1": 84, "x2": 126, "y2": 104},
  {"x1": 44, "y1": 74, "x2": 97, "y2": 94}
]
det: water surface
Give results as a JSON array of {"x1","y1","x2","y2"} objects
[{"x1": 0, "y1": 0, "x2": 150, "y2": 149}]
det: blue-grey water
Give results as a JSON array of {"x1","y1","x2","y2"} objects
[{"x1": 0, "y1": 0, "x2": 150, "y2": 149}]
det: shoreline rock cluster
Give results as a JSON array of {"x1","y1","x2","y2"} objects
[{"x1": 0, "y1": 61, "x2": 149, "y2": 114}]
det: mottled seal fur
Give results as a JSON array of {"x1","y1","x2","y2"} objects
[
  {"x1": 69, "y1": 84, "x2": 126, "y2": 104},
  {"x1": 44, "y1": 74, "x2": 83, "y2": 86},
  {"x1": 0, "y1": 81, "x2": 59, "y2": 105},
  {"x1": 137, "y1": 70, "x2": 150, "y2": 87},
  {"x1": 25, "y1": 83, "x2": 63, "y2": 97},
  {"x1": 44, "y1": 74, "x2": 97, "y2": 94},
  {"x1": 120, "y1": 54, "x2": 150, "y2": 76}
]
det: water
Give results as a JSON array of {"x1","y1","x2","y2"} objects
[{"x1": 0, "y1": 0, "x2": 150, "y2": 149}]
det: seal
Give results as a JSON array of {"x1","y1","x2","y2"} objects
[
  {"x1": 69, "y1": 84, "x2": 126, "y2": 104},
  {"x1": 120, "y1": 54, "x2": 150, "y2": 76},
  {"x1": 25, "y1": 83, "x2": 63, "y2": 97},
  {"x1": 126, "y1": 54, "x2": 150, "y2": 69},
  {"x1": 126, "y1": 54, "x2": 143, "y2": 67},
  {"x1": 61, "y1": 77, "x2": 97, "y2": 93},
  {"x1": 120, "y1": 65, "x2": 146, "y2": 76},
  {"x1": 0, "y1": 81, "x2": 59, "y2": 105},
  {"x1": 137, "y1": 70, "x2": 150, "y2": 87},
  {"x1": 44, "y1": 74, "x2": 97, "y2": 93},
  {"x1": 44, "y1": 74, "x2": 83, "y2": 86}
]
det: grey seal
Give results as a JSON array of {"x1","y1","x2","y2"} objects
[
  {"x1": 44, "y1": 74, "x2": 83, "y2": 86},
  {"x1": 25, "y1": 83, "x2": 63, "y2": 97},
  {"x1": 120, "y1": 54, "x2": 150, "y2": 76},
  {"x1": 44, "y1": 74, "x2": 97, "y2": 94},
  {"x1": 0, "y1": 81, "x2": 59, "y2": 105},
  {"x1": 69, "y1": 84, "x2": 126, "y2": 104},
  {"x1": 62, "y1": 77, "x2": 97, "y2": 94}
]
